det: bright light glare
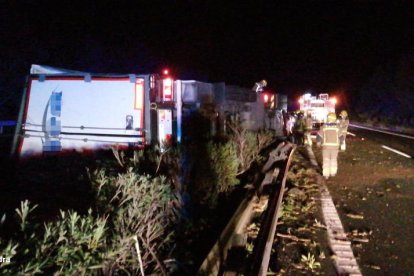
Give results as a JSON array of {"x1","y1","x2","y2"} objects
[
  {"x1": 164, "y1": 78, "x2": 172, "y2": 86},
  {"x1": 163, "y1": 78, "x2": 173, "y2": 101},
  {"x1": 330, "y1": 97, "x2": 337, "y2": 104}
]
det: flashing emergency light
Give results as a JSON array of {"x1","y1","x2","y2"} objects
[
  {"x1": 298, "y1": 98, "x2": 304, "y2": 104},
  {"x1": 330, "y1": 97, "x2": 337, "y2": 104},
  {"x1": 263, "y1": 92, "x2": 273, "y2": 110},
  {"x1": 163, "y1": 69, "x2": 169, "y2": 75},
  {"x1": 270, "y1": 95, "x2": 275, "y2": 109}
]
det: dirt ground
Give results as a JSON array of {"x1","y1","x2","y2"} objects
[{"x1": 312, "y1": 134, "x2": 414, "y2": 275}]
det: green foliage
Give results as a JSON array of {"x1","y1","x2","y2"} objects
[
  {"x1": 101, "y1": 169, "x2": 180, "y2": 274},
  {"x1": 111, "y1": 145, "x2": 182, "y2": 185},
  {"x1": 1, "y1": 204, "x2": 108, "y2": 275},
  {"x1": 207, "y1": 141, "x2": 239, "y2": 193},
  {"x1": 15, "y1": 200, "x2": 38, "y2": 232},
  {"x1": 37, "y1": 209, "x2": 108, "y2": 274},
  {"x1": 271, "y1": 151, "x2": 324, "y2": 274},
  {"x1": 90, "y1": 167, "x2": 180, "y2": 274},
  {"x1": 0, "y1": 165, "x2": 180, "y2": 275},
  {"x1": 227, "y1": 122, "x2": 274, "y2": 175},
  {"x1": 187, "y1": 140, "x2": 240, "y2": 208},
  {"x1": 301, "y1": 252, "x2": 321, "y2": 272},
  {"x1": 187, "y1": 121, "x2": 274, "y2": 208}
]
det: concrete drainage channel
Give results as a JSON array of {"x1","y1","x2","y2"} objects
[{"x1": 305, "y1": 146, "x2": 362, "y2": 275}]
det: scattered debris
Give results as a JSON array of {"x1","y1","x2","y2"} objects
[
  {"x1": 345, "y1": 213, "x2": 364, "y2": 220},
  {"x1": 352, "y1": 238, "x2": 369, "y2": 243},
  {"x1": 366, "y1": 264, "x2": 381, "y2": 270},
  {"x1": 276, "y1": 233, "x2": 312, "y2": 243},
  {"x1": 246, "y1": 223, "x2": 260, "y2": 238}
]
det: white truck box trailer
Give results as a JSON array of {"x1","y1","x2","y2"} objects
[{"x1": 13, "y1": 65, "x2": 174, "y2": 157}]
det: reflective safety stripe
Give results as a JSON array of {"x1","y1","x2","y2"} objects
[{"x1": 323, "y1": 126, "x2": 339, "y2": 146}]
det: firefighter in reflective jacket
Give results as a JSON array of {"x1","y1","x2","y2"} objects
[
  {"x1": 293, "y1": 111, "x2": 306, "y2": 145},
  {"x1": 338, "y1": 110, "x2": 349, "y2": 151},
  {"x1": 304, "y1": 111, "x2": 313, "y2": 146},
  {"x1": 318, "y1": 112, "x2": 340, "y2": 179}
]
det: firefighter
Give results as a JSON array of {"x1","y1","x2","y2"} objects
[
  {"x1": 293, "y1": 111, "x2": 306, "y2": 145},
  {"x1": 304, "y1": 111, "x2": 313, "y2": 146},
  {"x1": 285, "y1": 112, "x2": 295, "y2": 142},
  {"x1": 338, "y1": 110, "x2": 349, "y2": 151},
  {"x1": 318, "y1": 112, "x2": 340, "y2": 179}
]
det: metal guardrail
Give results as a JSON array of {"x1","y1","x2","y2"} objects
[
  {"x1": 198, "y1": 141, "x2": 296, "y2": 276},
  {"x1": 248, "y1": 143, "x2": 296, "y2": 276},
  {"x1": 198, "y1": 195, "x2": 257, "y2": 275}
]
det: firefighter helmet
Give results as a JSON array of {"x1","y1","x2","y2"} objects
[
  {"x1": 340, "y1": 110, "x2": 348, "y2": 118},
  {"x1": 327, "y1": 112, "x2": 337, "y2": 123}
]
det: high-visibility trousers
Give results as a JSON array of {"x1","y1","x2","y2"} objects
[
  {"x1": 304, "y1": 131, "x2": 312, "y2": 146},
  {"x1": 339, "y1": 134, "x2": 347, "y2": 151},
  {"x1": 322, "y1": 147, "x2": 339, "y2": 178}
]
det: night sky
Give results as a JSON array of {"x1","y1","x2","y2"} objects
[{"x1": 1, "y1": 1, "x2": 414, "y2": 114}]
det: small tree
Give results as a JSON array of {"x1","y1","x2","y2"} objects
[{"x1": 227, "y1": 121, "x2": 274, "y2": 176}]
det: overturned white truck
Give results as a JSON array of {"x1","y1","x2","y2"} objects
[
  {"x1": 13, "y1": 65, "x2": 287, "y2": 158},
  {"x1": 13, "y1": 65, "x2": 175, "y2": 157}
]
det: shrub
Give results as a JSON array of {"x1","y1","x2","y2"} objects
[
  {"x1": 0, "y1": 167, "x2": 180, "y2": 275},
  {"x1": 0, "y1": 201, "x2": 108, "y2": 275},
  {"x1": 186, "y1": 121, "x2": 274, "y2": 208},
  {"x1": 206, "y1": 141, "x2": 240, "y2": 206},
  {"x1": 97, "y1": 169, "x2": 180, "y2": 274},
  {"x1": 227, "y1": 122, "x2": 274, "y2": 175}
]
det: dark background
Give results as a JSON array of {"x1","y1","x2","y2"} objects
[{"x1": 1, "y1": 0, "x2": 414, "y2": 122}]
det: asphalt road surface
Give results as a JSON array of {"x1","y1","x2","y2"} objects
[{"x1": 312, "y1": 126, "x2": 414, "y2": 275}]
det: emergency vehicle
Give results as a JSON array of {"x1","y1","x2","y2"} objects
[
  {"x1": 13, "y1": 65, "x2": 175, "y2": 157},
  {"x1": 298, "y1": 93, "x2": 336, "y2": 129}
]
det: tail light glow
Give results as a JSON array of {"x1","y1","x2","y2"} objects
[{"x1": 163, "y1": 78, "x2": 173, "y2": 101}]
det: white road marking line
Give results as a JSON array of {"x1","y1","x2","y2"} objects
[
  {"x1": 381, "y1": 145, "x2": 412, "y2": 158},
  {"x1": 347, "y1": 131, "x2": 356, "y2": 136},
  {"x1": 350, "y1": 124, "x2": 414, "y2": 140}
]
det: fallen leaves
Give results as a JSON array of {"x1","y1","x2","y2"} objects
[{"x1": 276, "y1": 233, "x2": 311, "y2": 243}]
